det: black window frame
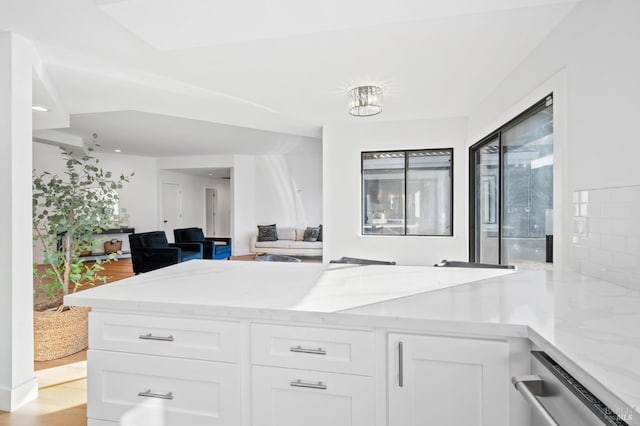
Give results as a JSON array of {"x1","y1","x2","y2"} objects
[
  {"x1": 361, "y1": 148, "x2": 454, "y2": 237},
  {"x1": 469, "y1": 94, "x2": 553, "y2": 263}
]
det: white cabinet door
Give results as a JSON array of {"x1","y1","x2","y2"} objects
[
  {"x1": 252, "y1": 365, "x2": 375, "y2": 426},
  {"x1": 388, "y1": 333, "x2": 510, "y2": 426}
]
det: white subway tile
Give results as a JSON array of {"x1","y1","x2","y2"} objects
[
  {"x1": 579, "y1": 204, "x2": 589, "y2": 217},
  {"x1": 611, "y1": 219, "x2": 639, "y2": 236},
  {"x1": 626, "y1": 202, "x2": 640, "y2": 218},
  {"x1": 585, "y1": 203, "x2": 602, "y2": 218},
  {"x1": 589, "y1": 218, "x2": 612, "y2": 234},
  {"x1": 602, "y1": 203, "x2": 626, "y2": 219},
  {"x1": 573, "y1": 244, "x2": 589, "y2": 260},
  {"x1": 579, "y1": 190, "x2": 590, "y2": 203},
  {"x1": 611, "y1": 186, "x2": 640, "y2": 202},
  {"x1": 601, "y1": 235, "x2": 626, "y2": 252},
  {"x1": 589, "y1": 247, "x2": 614, "y2": 266},
  {"x1": 586, "y1": 232, "x2": 601, "y2": 248},
  {"x1": 589, "y1": 189, "x2": 611, "y2": 203}
]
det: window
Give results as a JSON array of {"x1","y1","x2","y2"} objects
[
  {"x1": 362, "y1": 149, "x2": 453, "y2": 236},
  {"x1": 470, "y1": 95, "x2": 553, "y2": 268}
]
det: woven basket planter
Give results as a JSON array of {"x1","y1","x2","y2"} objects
[{"x1": 33, "y1": 306, "x2": 90, "y2": 361}]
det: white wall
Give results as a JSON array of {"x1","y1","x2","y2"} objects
[
  {"x1": 158, "y1": 152, "x2": 322, "y2": 255},
  {"x1": 323, "y1": 118, "x2": 468, "y2": 266},
  {"x1": 232, "y1": 156, "x2": 256, "y2": 255},
  {"x1": 158, "y1": 170, "x2": 231, "y2": 239},
  {"x1": 254, "y1": 153, "x2": 323, "y2": 228},
  {"x1": 467, "y1": 0, "x2": 640, "y2": 270}
]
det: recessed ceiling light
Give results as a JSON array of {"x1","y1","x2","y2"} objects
[
  {"x1": 114, "y1": 149, "x2": 121, "y2": 153},
  {"x1": 32, "y1": 105, "x2": 49, "y2": 112}
]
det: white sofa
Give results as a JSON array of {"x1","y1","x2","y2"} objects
[{"x1": 249, "y1": 226, "x2": 322, "y2": 257}]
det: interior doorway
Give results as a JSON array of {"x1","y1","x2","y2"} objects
[
  {"x1": 161, "y1": 182, "x2": 181, "y2": 242},
  {"x1": 205, "y1": 188, "x2": 217, "y2": 237},
  {"x1": 204, "y1": 178, "x2": 230, "y2": 238}
]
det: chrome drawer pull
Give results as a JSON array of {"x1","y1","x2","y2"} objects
[
  {"x1": 511, "y1": 375, "x2": 559, "y2": 426},
  {"x1": 290, "y1": 345, "x2": 326, "y2": 355},
  {"x1": 138, "y1": 389, "x2": 174, "y2": 400},
  {"x1": 139, "y1": 333, "x2": 174, "y2": 342},
  {"x1": 290, "y1": 379, "x2": 327, "y2": 390}
]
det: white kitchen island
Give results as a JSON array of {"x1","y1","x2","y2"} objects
[{"x1": 65, "y1": 260, "x2": 640, "y2": 426}]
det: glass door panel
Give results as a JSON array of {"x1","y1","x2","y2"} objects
[
  {"x1": 474, "y1": 138, "x2": 500, "y2": 264},
  {"x1": 501, "y1": 104, "x2": 553, "y2": 267}
]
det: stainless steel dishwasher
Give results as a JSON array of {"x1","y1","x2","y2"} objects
[{"x1": 512, "y1": 351, "x2": 632, "y2": 426}]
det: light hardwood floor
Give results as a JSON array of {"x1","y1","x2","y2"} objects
[{"x1": 2, "y1": 259, "x2": 137, "y2": 426}]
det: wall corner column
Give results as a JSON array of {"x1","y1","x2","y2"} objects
[{"x1": 0, "y1": 31, "x2": 38, "y2": 412}]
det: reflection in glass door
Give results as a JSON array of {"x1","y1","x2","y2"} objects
[
  {"x1": 470, "y1": 96, "x2": 553, "y2": 268},
  {"x1": 501, "y1": 104, "x2": 553, "y2": 267},
  {"x1": 474, "y1": 138, "x2": 500, "y2": 264}
]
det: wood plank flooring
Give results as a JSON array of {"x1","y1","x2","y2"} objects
[{"x1": 1, "y1": 260, "x2": 135, "y2": 425}]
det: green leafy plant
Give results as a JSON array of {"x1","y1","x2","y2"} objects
[{"x1": 32, "y1": 146, "x2": 133, "y2": 310}]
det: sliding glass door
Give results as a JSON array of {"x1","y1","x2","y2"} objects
[
  {"x1": 470, "y1": 96, "x2": 553, "y2": 268},
  {"x1": 473, "y1": 138, "x2": 500, "y2": 264}
]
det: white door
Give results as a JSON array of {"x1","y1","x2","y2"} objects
[
  {"x1": 205, "y1": 188, "x2": 217, "y2": 237},
  {"x1": 251, "y1": 365, "x2": 375, "y2": 426},
  {"x1": 161, "y1": 183, "x2": 181, "y2": 241},
  {"x1": 388, "y1": 333, "x2": 510, "y2": 426}
]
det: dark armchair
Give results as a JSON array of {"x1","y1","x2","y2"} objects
[
  {"x1": 129, "y1": 231, "x2": 203, "y2": 274},
  {"x1": 173, "y1": 227, "x2": 232, "y2": 260}
]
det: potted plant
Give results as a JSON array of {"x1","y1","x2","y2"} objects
[{"x1": 32, "y1": 146, "x2": 133, "y2": 361}]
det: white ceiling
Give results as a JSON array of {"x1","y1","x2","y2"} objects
[
  {"x1": 1, "y1": 0, "x2": 581, "y2": 156},
  {"x1": 66, "y1": 111, "x2": 321, "y2": 156}
]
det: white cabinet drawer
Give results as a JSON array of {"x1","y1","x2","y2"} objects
[
  {"x1": 89, "y1": 312, "x2": 240, "y2": 362},
  {"x1": 88, "y1": 350, "x2": 240, "y2": 426},
  {"x1": 251, "y1": 324, "x2": 374, "y2": 376},
  {"x1": 252, "y1": 365, "x2": 375, "y2": 426}
]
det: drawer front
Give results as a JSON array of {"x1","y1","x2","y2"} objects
[
  {"x1": 251, "y1": 324, "x2": 374, "y2": 375},
  {"x1": 90, "y1": 312, "x2": 240, "y2": 362},
  {"x1": 88, "y1": 350, "x2": 240, "y2": 426},
  {"x1": 252, "y1": 365, "x2": 375, "y2": 426}
]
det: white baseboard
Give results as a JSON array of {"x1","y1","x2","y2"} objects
[{"x1": 0, "y1": 377, "x2": 38, "y2": 412}]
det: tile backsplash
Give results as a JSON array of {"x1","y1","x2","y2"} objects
[{"x1": 571, "y1": 185, "x2": 640, "y2": 289}]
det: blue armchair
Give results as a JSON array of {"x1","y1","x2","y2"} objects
[
  {"x1": 173, "y1": 227, "x2": 232, "y2": 260},
  {"x1": 129, "y1": 231, "x2": 203, "y2": 274}
]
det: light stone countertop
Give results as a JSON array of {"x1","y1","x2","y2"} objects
[{"x1": 65, "y1": 259, "x2": 640, "y2": 424}]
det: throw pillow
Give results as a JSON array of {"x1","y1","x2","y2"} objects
[
  {"x1": 317, "y1": 224, "x2": 323, "y2": 242},
  {"x1": 257, "y1": 224, "x2": 278, "y2": 242},
  {"x1": 303, "y1": 226, "x2": 320, "y2": 242}
]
